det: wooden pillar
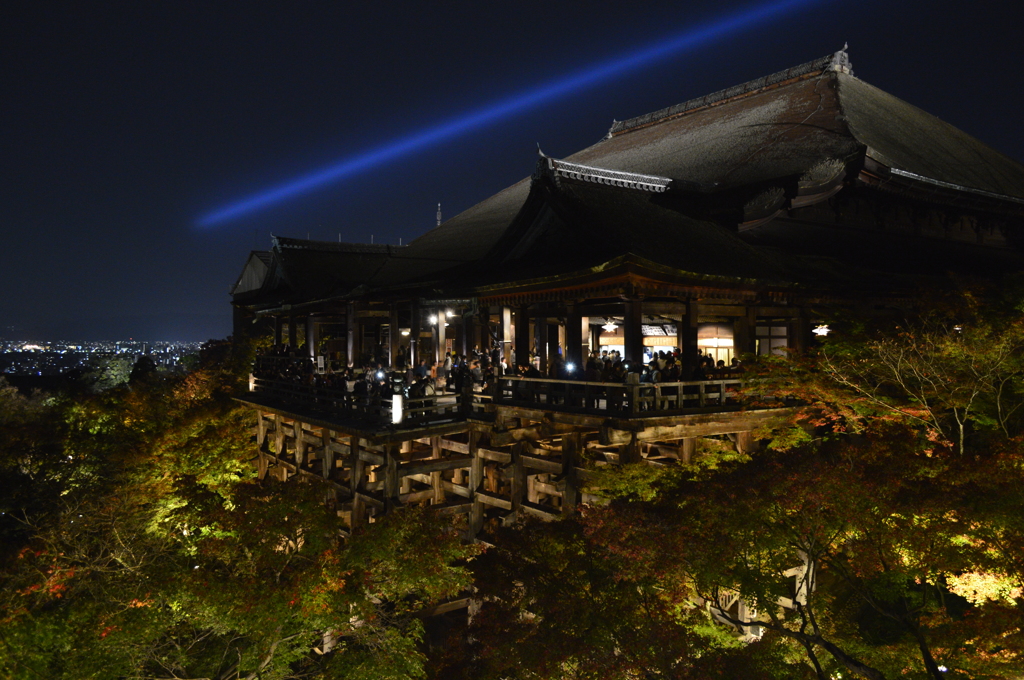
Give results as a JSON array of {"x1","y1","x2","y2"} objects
[
  {"x1": 792, "y1": 312, "x2": 810, "y2": 354},
  {"x1": 565, "y1": 306, "x2": 583, "y2": 371},
  {"x1": 580, "y1": 316, "x2": 591, "y2": 360},
  {"x1": 434, "y1": 309, "x2": 446, "y2": 364},
  {"x1": 384, "y1": 444, "x2": 400, "y2": 511},
  {"x1": 679, "y1": 300, "x2": 698, "y2": 373},
  {"x1": 548, "y1": 323, "x2": 560, "y2": 372},
  {"x1": 680, "y1": 437, "x2": 696, "y2": 464},
  {"x1": 510, "y1": 441, "x2": 526, "y2": 515},
  {"x1": 514, "y1": 305, "x2": 531, "y2": 370},
  {"x1": 322, "y1": 430, "x2": 334, "y2": 480},
  {"x1": 410, "y1": 302, "x2": 421, "y2": 366},
  {"x1": 274, "y1": 415, "x2": 285, "y2": 458},
  {"x1": 555, "y1": 323, "x2": 564, "y2": 361},
  {"x1": 501, "y1": 307, "x2": 512, "y2": 366},
  {"x1": 733, "y1": 307, "x2": 753, "y2": 357},
  {"x1": 734, "y1": 431, "x2": 759, "y2": 456},
  {"x1": 430, "y1": 436, "x2": 445, "y2": 504},
  {"x1": 468, "y1": 429, "x2": 484, "y2": 537},
  {"x1": 273, "y1": 316, "x2": 282, "y2": 345},
  {"x1": 536, "y1": 319, "x2": 549, "y2": 374},
  {"x1": 306, "y1": 316, "x2": 316, "y2": 359},
  {"x1": 388, "y1": 306, "x2": 400, "y2": 368},
  {"x1": 460, "y1": 311, "x2": 470, "y2": 357},
  {"x1": 346, "y1": 304, "x2": 357, "y2": 367},
  {"x1": 350, "y1": 438, "x2": 366, "y2": 528},
  {"x1": 620, "y1": 431, "x2": 641, "y2": 465},
  {"x1": 288, "y1": 312, "x2": 297, "y2": 349},
  {"x1": 477, "y1": 307, "x2": 489, "y2": 353},
  {"x1": 562, "y1": 432, "x2": 580, "y2": 513},
  {"x1": 624, "y1": 298, "x2": 644, "y2": 364},
  {"x1": 294, "y1": 422, "x2": 306, "y2": 467}
]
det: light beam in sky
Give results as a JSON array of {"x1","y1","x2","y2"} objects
[{"x1": 197, "y1": 0, "x2": 825, "y2": 227}]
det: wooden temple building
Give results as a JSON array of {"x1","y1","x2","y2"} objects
[{"x1": 231, "y1": 48, "x2": 1024, "y2": 548}]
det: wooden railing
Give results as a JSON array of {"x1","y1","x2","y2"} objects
[
  {"x1": 250, "y1": 377, "x2": 463, "y2": 428},
  {"x1": 250, "y1": 356, "x2": 746, "y2": 423},
  {"x1": 492, "y1": 376, "x2": 744, "y2": 416}
]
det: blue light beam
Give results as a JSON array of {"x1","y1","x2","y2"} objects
[{"x1": 197, "y1": 0, "x2": 824, "y2": 227}]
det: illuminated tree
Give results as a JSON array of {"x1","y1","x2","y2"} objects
[{"x1": 0, "y1": 343, "x2": 477, "y2": 680}]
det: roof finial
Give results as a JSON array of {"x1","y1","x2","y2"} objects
[
  {"x1": 537, "y1": 143, "x2": 547, "y2": 158},
  {"x1": 436, "y1": 202, "x2": 442, "y2": 227},
  {"x1": 831, "y1": 43, "x2": 853, "y2": 74}
]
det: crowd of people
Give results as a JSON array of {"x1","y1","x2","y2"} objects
[{"x1": 254, "y1": 343, "x2": 743, "y2": 411}]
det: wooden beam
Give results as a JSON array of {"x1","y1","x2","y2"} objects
[
  {"x1": 519, "y1": 452, "x2": 563, "y2": 474},
  {"x1": 478, "y1": 447, "x2": 512, "y2": 464},
  {"x1": 476, "y1": 490, "x2": 513, "y2": 511},
  {"x1": 599, "y1": 408, "x2": 792, "y2": 445},
  {"x1": 441, "y1": 481, "x2": 472, "y2": 499},
  {"x1": 521, "y1": 500, "x2": 560, "y2": 520},
  {"x1": 488, "y1": 421, "x2": 578, "y2": 447},
  {"x1": 398, "y1": 455, "x2": 472, "y2": 476}
]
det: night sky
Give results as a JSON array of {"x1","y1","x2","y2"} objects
[{"x1": 3, "y1": 1, "x2": 1022, "y2": 342}]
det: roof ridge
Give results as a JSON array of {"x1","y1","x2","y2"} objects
[
  {"x1": 608, "y1": 48, "x2": 853, "y2": 137},
  {"x1": 272, "y1": 235, "x2": 403, "y2": 253},
  {"x1": 547, "y1": 157, "x2": 672, "y2": 193}
]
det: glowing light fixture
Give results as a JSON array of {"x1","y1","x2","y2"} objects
[
  {"x1": 197, "y1": 0, "x2": 824, "y2": 226},
  {"x1": 392, "y1": 394, "x2": 404, "y2": 425},
  {"x1": 812, "y1": 324, "x2": 831, "y2": 336},
  {"x1": 602, "y1": 319, "x2": 618, "y2": 333},
  {"x1": 428, "y1": 315, "x2": 438, "y2": 325}
]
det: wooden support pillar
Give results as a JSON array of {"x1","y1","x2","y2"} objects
[
  {"x1": 256, "y1": 411, "x2": 267, "y2": 447},
  {"x1": 624, "y1": 298, "x2": 644, "y2": 364},
  {"x1": 274, "y1": 415, "x2": 285, "y2": 457},
  {"x1": 680, "y1": 437, "x2": 696, "y2": 464},
  {"x1": 580, "y1": 316, "x2": 591, "y2": 360},
  {"x1": 410, "y1": 302, "x2": 420, "y2": 366},
  {"x1": 434, "y1": 309, "x2": 446, "y2": 364},
  {"x1": 679, "y1": 301, "x2": 698, "y2": 373},
  {"x1": 510, "y1": 442, "x2": 526, "y2": 515},
  {"x1": 273, "y1": 316, "x2": 282, "y2": 345},
  {"x1": 514, "y1": 306, "x2": 531, "y2": 370},
  {"x1": 547, "y1": 323, "x2": 560, "y2": 372},
  {"x1": 294, "y1": 422, "x2": 306, "y2": 467},
  {"x1": 619, "y1": 431, "x2": 642, "y2": 465},
  {"x1": 460, "y1": 311, "x2": 470, "y2": 357},
  {"x1": 350, "y1": 438, "x2": 365, "y2": 528},
  {"x1": 346, "y1": 304, "x2": 358, "y2": 367},
  {"x1": 564, "y1": 306, "x2": 583, "y2": 370},
  {"x1": 288, "y1": 312, "x2": 297, "y2": 349},
  {"x1": 734, "y1": 431, "x2": 759, "y2": 456},
  {"x1": 322, "y1": 430, "x2": 334, "y2": 480},
  {"x1": 306, "y1": 316, "x2": 316, "y2": 359},
  {"x1": 734, "y1": 307, "x2": 754, "y2": 357},
  {"x1": 501, "y1": 306, "x2": 512, "y2": 367},
  {"x1": 562, "y1": 432, "x2": 581, "y2": 513},
  {"x1": 384, "y1": 444, "x2": 400, "y2": 511},
  {"x1": 590, "y1": 323, "x2": 602, "y2": 354},
  {"x1": 389, "y1": 306, "x2": 400, "y2": 368},
  {"x1": 430, "y1": 436, "x2": 445, "y2": 504},
  {"x1": 477, "y1": 307, "x2": 489, "y2": 353},
  {"x1": 555, "y1": 323, "x2": 564, "y2": 363},
  {"x1": 536, "y1": 319, "x2": 549, "y2": 374},
  {"x1": 792, "y1": 312, "x2": 810, "y2": 354},
  {"x1": 468, "y1": 430, "x2": 483, "y2": 537}
]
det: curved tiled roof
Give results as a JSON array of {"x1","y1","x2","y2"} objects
[
  {"x1": 837, "y1": 75, "x2": 1024, "y2": 201},
  {"x1": 405, "y1": 53, "x2": 1024, "y2": 272},
  {"x1": 253, "y1": 53, "x2": 1024, "y2": 303}
]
